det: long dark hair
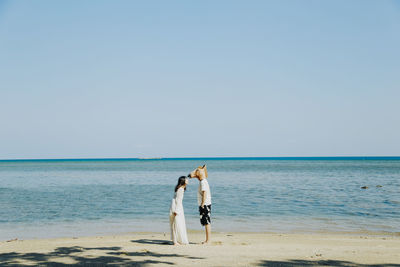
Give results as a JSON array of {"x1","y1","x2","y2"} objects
[{"x1": 175, "y1": 176, "x2": 187, "y2": 192}]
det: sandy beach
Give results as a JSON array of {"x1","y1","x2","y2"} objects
[{"x1": 1, "y1": 231, "x2": 399, "y2": 266}]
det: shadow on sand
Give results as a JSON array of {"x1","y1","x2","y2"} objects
[
  {"x1": 0, "y1": 244, "x2": 203, "y2": 266},
  {"x1": 257, "y1": 259, "x2": 400, "y2": 267},
  {"x1": 130, "y1": 239, "x2": 198, "y2": 246},
  {"x1": 130, "y1": 239, "x2": 171, "y2": 245}
]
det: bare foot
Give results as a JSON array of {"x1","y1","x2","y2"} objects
[
  {"x1": 173, "y1": 243, "x2": 180, "y2": 246},
  {"x1": 201, "y1": 241, "x2": 209, "y2": 245}
]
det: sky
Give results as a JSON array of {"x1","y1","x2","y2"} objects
[{"x1": 0, "y1": 0, "x2": 399, "y2": 159}]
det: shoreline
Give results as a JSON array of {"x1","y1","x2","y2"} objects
[
  {"x1": 1, "y1": 231, "x2": 399, "y2": 266},
  {"x1": 2, "y1": 215, "x2": 399, "y2": 242},
  {"x1": 2, "y1": 222, "x2": 399, "y2": 243},
  {"x1": 2, "y1": 229, "x2": 400, "y2": 242}
]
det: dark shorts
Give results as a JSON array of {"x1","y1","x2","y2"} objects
[{"x1": 199, "y1": 205, "x2": 211, "y2": 226}]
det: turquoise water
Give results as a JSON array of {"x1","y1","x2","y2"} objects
[{"x1": 0, "y1": 158, "x2": 399, "y2": 240}]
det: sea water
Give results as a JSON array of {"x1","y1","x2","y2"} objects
[{"x1": 0, "y1": 158, "x2": 399, "y2": 240}]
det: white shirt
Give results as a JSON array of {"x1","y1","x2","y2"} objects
[{"x1": 197, "y1": 179, "x2": 212, "y2": 206}]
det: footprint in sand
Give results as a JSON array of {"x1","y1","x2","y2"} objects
[{"x1": 212, "y1": 241, "x2": 222, "y2": 245}]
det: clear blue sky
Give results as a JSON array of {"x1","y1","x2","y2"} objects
[{"x1": 1, "y1": 0, "x2": 399, "y2": 159}]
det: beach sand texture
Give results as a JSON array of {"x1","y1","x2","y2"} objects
[{"x1": 1, "y1": 231, "x2": 399, "y2": 266}]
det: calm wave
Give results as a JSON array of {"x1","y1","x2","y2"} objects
[{"x1": 0, "y1": 158, "x2": 399, "y2": 240}]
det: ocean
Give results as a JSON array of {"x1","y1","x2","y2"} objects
[{"x1": 0, "y1": 158, "x2": 399, "y2": 240}]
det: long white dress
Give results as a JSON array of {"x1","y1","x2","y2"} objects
[{"x1": 169, "y1": 187, "x2": 189, "y2": 244}]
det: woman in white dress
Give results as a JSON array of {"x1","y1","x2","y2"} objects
[{"x1": 169, "y1": 176, "x2": 189, "y2": 245}]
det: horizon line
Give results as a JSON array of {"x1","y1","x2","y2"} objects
[{"x1": 1, "y1": 156, "x2": 400, "y2": 162}]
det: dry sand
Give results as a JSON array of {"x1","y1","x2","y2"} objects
[{"x1": 1, "y1": 231, "x2": 399, "y2": 266}]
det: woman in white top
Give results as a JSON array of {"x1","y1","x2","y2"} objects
[{"x1": 169, "y1": 176, "x2": 189, "y2": 245}]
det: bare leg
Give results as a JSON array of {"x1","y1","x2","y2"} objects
[{"x1": 202, "y1": 224, "x2": 211, "y2": 244}]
